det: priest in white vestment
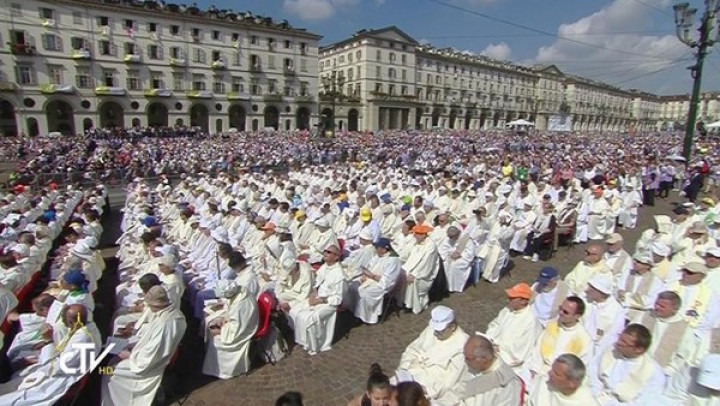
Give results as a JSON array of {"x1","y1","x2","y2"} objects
[
  {"x1": 453, "y1": 334, "x2": 523, "y2": 406},
  {"x1": 564, "y1": 244, "x2": 612, "y2": 295},
  {"x1": 528, "y1": 353, "x2": 600, "y2": 406},
  {"x1": 276, "y1": 262, "x2": 314, "y2": 312},
  {"x1": 531, "y1": 267, "x2": 571, "y2": 327},
  {"x1": 353, "y1": 238, "x2": 401, "y2": 324},
  {"x1": 603, "y1": 233, "x2": 632, "y2": 276},
  {"x1": 0, "y1": 305, "x2": 100, "y2": 406},
  {"x1": 524, "y1": 297, "x2": 593, "y2": 392},
  {"x1": 615, "y1": 251, "x2": 663, "y2": 321},
  {"x1": 484, "y1": 283, "x2": 541, "y2": 372},
  {"x1": 660, "y1": 353, "x2": 720, "y2": 405},
  {"x1": 202, "y1": 280, "x2": 259, "y2": 379},
  {"x1": 398, "y1": 224, "x2": 439, "y2": 314},
  {"x1": 587, "y1": 188, "x2": 610, "y2": 240},
  {"x1": 288, "y1": 244, "x2": 346, "y2": 355},
  {"x1": 588, "y1": 324, "x2": 666, "y2": 406},
  {"x1": 101, "y1": 286, "x2": 187, "y2": 406},
  {"x1": 439, "y1": 226, "x2": 477, "y2": 293},
  {"x1": 395, "y1": 306, "x2": 469, "y2": 406},
  {"x1": 582, "y1": 273, "x2": 627, "y2": 358}
]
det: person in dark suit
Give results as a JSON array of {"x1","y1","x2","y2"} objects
[{"x1": 684, "y1": 166, "x2": 704, "y2": 203}]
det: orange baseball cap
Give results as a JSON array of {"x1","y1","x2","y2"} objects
[
  {"x1": 505, "y1": 283, "x2": 532, "y2": 300},
  {"x1": 261, "y1": 222, "x2": 276, "y2": 231},
  {"x1": 412, "y1": 224, "x2": 433, "y2": 235}
]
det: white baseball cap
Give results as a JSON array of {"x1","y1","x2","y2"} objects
[
  {"x1": 429, "y1": 305, "x2": 455, "y2": 331},
  {"x1": 588, "y1": 273, "x2": 614, "y2": 295}
]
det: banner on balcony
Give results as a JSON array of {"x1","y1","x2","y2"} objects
[{"x1": 548, "y1": 115, "x2": 572, "y2": 132}]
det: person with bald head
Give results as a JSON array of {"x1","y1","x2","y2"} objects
[
  {"x1": 439, "y1": 226, "x2": 477, "y2": 293},
  {"x1": 288, "y1": 244, "x2": 346, "y2": 355},
  {"x1": 0, "y1": 304, "x2": 101, "y2": 405},
  {"x1": 564, "y1": 243, "x2": 612, "y2": 296},
  {"x1": 452, "y1": 334, "x2": 522, "y2": 406}
]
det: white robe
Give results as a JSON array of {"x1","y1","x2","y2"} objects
[
  {"x1": 582, "y1": 298, "x2": 626, "y2": 358},
  {"x1": 399, "y1": 238, "x2": 439, "y2": 314},
  {"x1": 485, "y1": 306, "x2": 542, "y2": 370},
  {"x1": 564, "y1": 260, "x2": 612, "y2": 296},
  {"x1": 289, "y1": 262, "x2": 346, "y2": 353},
  {"x1": 353, "y1": 255, "x2": 401, "y2": 324},
  {"x1": 439, "y1": 235, "x2": 477, "y2": 293},
  {"x1": 529, "y1": 383, "x2": 600, "y2": 406},
  {"x1": 588, "y1": 352, "x2": 666, "y2": 406},
  {"x1": 397, "y1": 326, "x2": 470, "y2": 405},
  {"x1": 0, "y1": 324, "x2": 101, "y2": 406},
  {"x1": 455, "y1": 359, "x2": 523, "y2": 406},
  {"x1": 588, "y1": 197, "x2": 610, "y2": 240},
  {"x1": 202, "y1": 288, "x2": 259, "y2": 379},
  {"x1": 101, "y1": 307, "x2": 187, "y2": 406}
]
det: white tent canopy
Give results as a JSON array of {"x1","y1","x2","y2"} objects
[
  {"x1": 707, "y1": 120, "x2": 720, "y2": 128},
  {"x1": 506, "y1": 119, "x2": 535, "y2": 127}
]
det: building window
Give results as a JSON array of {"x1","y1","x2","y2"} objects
[
  {"x1": 268, "y1": 55, "x2": 276, "y2": 70},
  {"x1": 212, "y1": 30, "x2": 221, "y2": 41},
  {"x1": 151, "y1": 73, "x2": 164, "y2": 89},
  {"x1": 11, "y1": 3, "x2": 22, "y2": 17},
  {"x1": 193, "y1": 49, "x2": 206, "y2": 63},
  {"x1": 300, "y1": 42, "x2": 307, "y2": 55},
  {"x1": 268, "y1": 38, "x2": 276, "y2": 51},
  {"x1": 401, "y1": 54, "x2": 407, "y2": 65},
  {"x1": 173, "y1": 73, "x2": 184, "y2": 91},
  {"x1": 213, "y1": 82, "x2": 225, "y2": 94},
  {"x1": 388, "y1": 68, "x2": 396, "y2": 79},
  {"x1": 126, "y1": 70, "x2": 140, "y2": 90},
  {"x1": 212, "y1": 50, "x2": 222, "y2": 62},
  {"x1": 170, "y1": 47, "x2": 181, "y2": 59},
  {"x1": 76, "y1": 67, "x2": 92, "y2": 88},
  {"x1": 376, "y1": 66, "x2": 381, "y2": 78},
  {"x1": 102, "y1": 70, "x2": 115, "y2": 87},
  {"x1": 251, "y1": 54, "x2": 261, "y2": 68},
  {"x1": 356, "y1": 50, "x2": 361, "y2": 60},
  {"x1": 16, "y1": 65, "x2": 35, "y2": 85},
  {"x1": 170, "y1": 25, "x2": 180, "y2": 35},
  {"x1": 98, "y1": 16, "x2": 109, "y2": 26},
  {"x1": 401, "y1": 85, "x2": 408, "y2": 95},
  {"x1": 148, "y1": 45, "x2": 162, "y2": 60},
  {"x1": 99, "y1": 40, "x2": 114, "y2": 56},
  {"x1": 389, "y1": 53, "x2": 396, "y2": 64},
  {"x1": 402, "y1": 70, "x2": 407, "y2": 81},
  {"x1": 231, "y1": 78, "x2": 244, "y2": 93},
  {"x1": 192, "y1": 28, "x2": 200, "y2": 40},
  {"x1": 232, "y1": 33, "x2": 240, "y2": 42},
  {"x1": 124, "y1": 19, "x2": 134, "y2": 30},
  {"x1": 42, "y1": 34, "x2": 62, "y2": 51},
  {"x1": 268, "y1": 79, "x2": 277, "y2": 94},
  {"x1": 251, "y1": 81, "x2": 261, "y2": 95},
  {"x1": 284, "y1": 40, "x2": 291, "y2": 49},
  {"x1": 300, "y1": 59, "x2": 307, "y2": 72},
  {"x1": 71, "y1": 37, "x2": 90, "y2": 51},
  {"x1": 232, "y1": 52, "x2": 241, "y2": 66},
  {"x1": 339, "y1": 55, "x2": 345, "y2": 64},
  {"x1": 39, "y1": 7, "x2": 54, "y2": 20},
  {"x1": 388, "y1": 85, "x2": 395, "y2": 95},
  {"x1": 375, "y1": 83, "x2": 383, "y2": 93},
  {"x1": 192, "y1": 74, "x2": 205, "y2": 91},
  {"x1": 47, "y1": 65, "x2": 63, "y2": 84},
  {"x1": 376, "y1": 50, "x2": 381, "y2": 61},
  {"x1": 251, "y1": 35, "x2": 259, "y2": 45},
  {"x1": 148, "y1": 23, "x2": 157, "y2": 32},
  {"x1": 72, "y1": 12, "x2": 82, "y2": 25},
  {"x1": 284, "y1": 86, "x2": 293, "y2": 97},
  {"x1": 124, "y1": 42, "x2": 137, "y2": 56},
  {"x1": 300, "y1": 82, "x2": 308, "y2": 96}
]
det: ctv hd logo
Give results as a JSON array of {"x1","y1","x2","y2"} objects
[{"x1": 59, "y1": 343, "x2": 116, "y2": 375}]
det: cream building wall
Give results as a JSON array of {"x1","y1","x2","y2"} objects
[{"x1": 0, "y1": 0, "x2": 320, "y2": 136}]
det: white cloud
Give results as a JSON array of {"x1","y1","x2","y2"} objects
[
  {"x1": 480, "y1": 42, "x2": 512, "y2": 60},
  {"x1": 282, "y1": 0, "x2": 360, "y2": 21},
  {"x1": 534, "y1": 0, "x2": 688, "y2": 89}
]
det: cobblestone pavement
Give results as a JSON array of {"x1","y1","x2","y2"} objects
[{"x1": 165, "y1": 197, "x2": 677, "y2": 406}]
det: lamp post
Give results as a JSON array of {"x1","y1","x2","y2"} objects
[
  {"x1": 320, "y1": 71, "x2": 345, "y2": 137},
  {"x1": 673, "y1": 0, "x2": 720, "y2": 161}
]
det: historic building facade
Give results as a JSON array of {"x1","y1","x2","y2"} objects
[
  {"x1": 0, "y1": 0, "x2": 321, "y2": 136},
  {"x1": 319, "y1": 26, "x2": 701, "y2": 132},
  {"x1": 659, "y1": 92, "x2": 720, "y2": 130}
]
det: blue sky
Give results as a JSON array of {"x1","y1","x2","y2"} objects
[{"x1": 197, "y1": 0, "x2": 720, "y2": 95}]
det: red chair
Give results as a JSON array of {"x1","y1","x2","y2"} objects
[
  {"x1": 253, "y1": 293, "x2": 276, "y2": 365},
  {"x1": 337, "y1": 239, "x2": 345, "y2": 256}
]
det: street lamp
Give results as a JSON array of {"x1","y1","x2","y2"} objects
[
  {"x1": 320, "y1": 71, "x2": 345, "y2": 137},
  {"x1": 673, "y1": 0, "x2": 720, "y2": 161}
]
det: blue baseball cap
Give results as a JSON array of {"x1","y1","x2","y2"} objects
[
  {"x1": 373, "y1": 237, "x2": 393, "y2": 251},
  {"x1": 536, "y1": 267, "x2": 558, "y2": 286},
  {"x1": 400, "y1": 204, "x2": 412, "y2": 212},
  {"x1": 380, "y1": 193, "x2": 392, "y2": 203}
]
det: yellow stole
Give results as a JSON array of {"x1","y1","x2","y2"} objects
[
  {"x1": 599, "y1": 351, "x2": 656, "y2": 402},
  {"x1": 669, "y1": 282, "x2": 711, "y2": 328},
  {"x1": 539, "y1": 321, "x2": 585, "y2": 362}
]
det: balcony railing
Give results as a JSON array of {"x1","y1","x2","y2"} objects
[
  {"x1": 169, "y1": 57, "x2": 186, "y2": 66},
  {"x1": 295, "y1": 94, "x2": 314, "y2": 103},
  {"x1": 124, "y1": 54, "x2": 142, "y2": 63},
  {"x1": 9, "y1": 42, "x2": 37, "y2": 56},
  {"x1": 263, "y1": 93, "x2": 283, "y2": 102},
  {"x1": 72, "y1": 49, "x2": 92, "y2": 60},
  {"x1": 227, "y1": 91, "x2": 251, "y2": 100}
]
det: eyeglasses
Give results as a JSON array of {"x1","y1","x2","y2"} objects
[
  {"x1": 585, "y1": 250, "x2": 598, "y2": 255},
  {"x1": 323, "y1": 249, "x2": 338, "y2": 255}
]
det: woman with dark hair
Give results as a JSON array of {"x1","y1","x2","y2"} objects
[
  {"x1": 348, "y1": 363, "x2": 393, "y2": 406},
  {"x1": 392, "y1": 381, "x2": 430, "y2": 406},
  {"x1": 275, "y1": 391, "x2": 304, "y2": 406}
]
